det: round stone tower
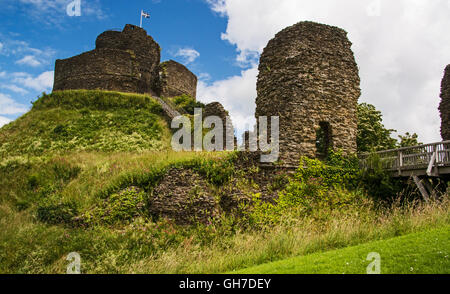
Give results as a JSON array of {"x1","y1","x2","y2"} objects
[
  {"x1": 53, "y1": 24, "x2": 161, "y2": 95},
  {"x1": 439, "y1": 65, "x2": 450, "y2": 141},
  {"x1": 255, "y1": 21, "x2": 361, "y2": 165}
]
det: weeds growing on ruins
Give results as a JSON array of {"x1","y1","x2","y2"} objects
[{"x1": 0, "y1": 147, "x2": 448, "y2": 273}]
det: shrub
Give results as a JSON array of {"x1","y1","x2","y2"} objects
[
  {"x1": 36, "y1": 198, "x2": 79, "y2": 225},
  {"x1": 357, "y1": 153, "x2": 403, "y2": 200},
  {"x1": 52, "y1": 124, "x2": 69, "y2": 139},
  {"x1": 78, "y1": 187, "x2": 148, "y2": 226},
  {"x1": 188, "y1": 153, "x2": 238, "y2": 186},
  {"x1": 27, "y1": 174, "x2": 39, "y2": 190},
  {"x1": 171, "y1": 95, "x2": 205, "y2": 115},
  {"x1": 248, "y1": 153, "x2": 367, "y2": 226}
]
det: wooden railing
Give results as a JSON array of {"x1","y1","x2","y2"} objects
[{"x1": 359, "y1": 141, "x2": 450, "y2": 176}]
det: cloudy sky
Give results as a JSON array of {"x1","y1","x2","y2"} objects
[{"x1": 1, "y1": 0, "x2": 449, "y2": 143}]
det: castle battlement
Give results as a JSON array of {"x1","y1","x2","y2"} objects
[{"x1": 53, "y1": 24, "x2": 197, "y2": 99}]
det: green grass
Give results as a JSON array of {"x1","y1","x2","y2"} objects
[
  {"x1": 0, "y1": 148, "x2": 448, "y2": 273},
  {"x1": 0, "y1": 90, "x2": 171, "y2": 158},
  {"x1": 0, "y1": 90, "x2": 449, "y2": 274},
  {"x1": 0, "y1": 150, "x2": 234, "y2": 273},
  {"x1": 233, "y1": 227, "x2": 450, "y2": 274}
]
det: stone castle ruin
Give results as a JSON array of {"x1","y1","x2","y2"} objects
[
  {"x1": 52, "y1": 24, "x2": 236, "y2": 152},
  {"x1": 440, "y1": 65, "x2": 450, "y2": 141},
  {"x1": 159, "y1": 60, "x2": 198, "y2": 98},
  {"x1": 255, "y1": 21, "x2": 361, "y2": 165},
  {"x1": 53, "y1": 24, "x2": 197, "y2": 99},
  {"x1": 48, "y1": 21, "x2": 449, "y2": 224}
]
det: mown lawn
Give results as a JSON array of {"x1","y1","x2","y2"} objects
[{"x1": 233, "y1": 226, "x2": 450, "y2": 274}]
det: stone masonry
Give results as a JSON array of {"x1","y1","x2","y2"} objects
[
  {"x1": 150, "y1": 168, "x2": 219, "y2": 225},
  {"x1": 53, "y1": 24, "x2": 161, "y2": 95},
  {"x1": 255, "y1": 21, "x2": 361, "y2": 165},
  {"x1": 53, "y1": 24, "x2": 198, "y2": 99},
  {"x1": 203, "y1": 102, "x2": 235, "y2": 150},
  {"x1": 158, "y1": 60, "x2": 198, "y2": 99},
  {"x1": 439, "y1": 65, "x2": 450, "y2": 141}
]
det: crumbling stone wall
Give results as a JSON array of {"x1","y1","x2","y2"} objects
[
  {"x1": 53, "y1": 24, "x2": 161, "y2": 95},
  {"x1": 53, "y1": 49, "x2": 148, "y2": 93},
  {"x1": 255, "y1": 21, "x2": 361, "y2": 165},
  {"x1": 150, "y1": 168, "x2": 219, "y2": 225},
  {"x1": 204, "y1": 102, "x2": 235, "y2": 150},
  {"x1": 439, "y1": 65, "x2": 450, "y2": 141},
  {"x1": 159, "y1": 60, "x2": 198, "y2": 99}
]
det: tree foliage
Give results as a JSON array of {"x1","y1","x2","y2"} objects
[
  {"x1": 357, "y1": 103, "x2": 420, "y2": 152},
  {"x1": 357, "y1": 103, "x2": 397, "y2": 153},
  {"x1": 398, "y1": 132, "x2": 421, "y2": 148}
]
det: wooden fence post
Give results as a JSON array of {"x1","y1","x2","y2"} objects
[{"x1": 398, "y1": 151, "x2": 403, "y2": 176}]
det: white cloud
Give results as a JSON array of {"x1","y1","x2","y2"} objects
[
  {"x1": 15, "y1": 0, "x2": 106, "y2": 23},
  {"x1": 0, "y1": 36, "x2": 56, "y2": 68},
  {"x1": 198, "y1": 72, "x2": 212, "y2": 81},
  {"x1": 13, "y1": 71, "x2": 54, "y2": 92},
  {"x1": 1, "y1": 84, "x2": 29, "y2": 95},
  {"x1": 0, "y1": 116, "x2": 11, "y2": 128},
  {"x1": 11, "y1": 72, "x2": 30, "y2": 78},
  {"x1": 0, "y1": 42, "x2": 3, "y2": 52},
  {"x1": 0, "y1": 93, "x2": 29, "y2": 115},
  {"x1": 174, "y1": 48, "x2": 200, "y2": 64},
  {"x1": 0, "y1": 72, "x2": 6, "y2": 78},
  {"x1": 198, "y1": 66, "x2": 258, "y2": 136},
  {"x1": 16, "y1": 55, "x2": 41, "y2": 67},
  {"x1": 204, "y1": 0, "x2": 450, "y2": 143}
]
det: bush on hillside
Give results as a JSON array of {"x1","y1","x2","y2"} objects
[
  {"x1": 171, "y1": 95, "x2": 205, "y2": 115},
  {"x1": 248, "y1": 152, "x2": 367, "y2": 226},
  {"x1": 357, "y1": 153, "x2": 403, "y2": 201},
  {"x1": 77, "y1": 187, "x2": 148, "y2": 226},
  {"x1": 36, "y1": 197, "x2": 79, "y2": 225}
]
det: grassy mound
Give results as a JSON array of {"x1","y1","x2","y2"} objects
[{"x1": 0, "y1": 90, "x2": 172, "y2": 159}]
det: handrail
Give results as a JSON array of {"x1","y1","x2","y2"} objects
[
  {"x1": 359, "y1": 140, "x2": 450, "y2": 157},
  {"x1": 359, "y1": 141, "x2": 450, "y2": 175}
]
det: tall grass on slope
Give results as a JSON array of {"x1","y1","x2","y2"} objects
[
  {"x1": 0, "y1": 90, "x2": 170, "y2": 159},
  {"x1": 1, "y1": 193, "x2": 446, "y2": 273},
  {"x1": 124, "y1": 198, "x2": 449, "y2": 274}
]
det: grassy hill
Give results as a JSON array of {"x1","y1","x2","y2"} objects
[{"x1": 0, "y1": 90, "x2": 172, "y2": 159}]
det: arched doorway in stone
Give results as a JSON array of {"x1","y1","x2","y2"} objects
[{"x1": 316, "y1": 121, "x2": 332, "y2": 160}]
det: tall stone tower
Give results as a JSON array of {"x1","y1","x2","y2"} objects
[
  {"x1": 255, "y1": 21, "x2": 361, "y2": 165},
  {"x1": 439, "y1": 65, "x2": 450, "y2": 141}
]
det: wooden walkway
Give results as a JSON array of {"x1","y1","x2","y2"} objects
[
  {"x1": 359, "y1": 141, "x2": 450, "y2": 177},
  {"x1": 359, "y1": 141, "x2": 450, "y2": 201}
]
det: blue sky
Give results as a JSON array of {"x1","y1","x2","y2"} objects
[
  {"x1": 1, "y1": 0, "x2": 450, "y2": 143},
  {"x1": 0, "y1": 0, "x2": 243, "y2": 124}
]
